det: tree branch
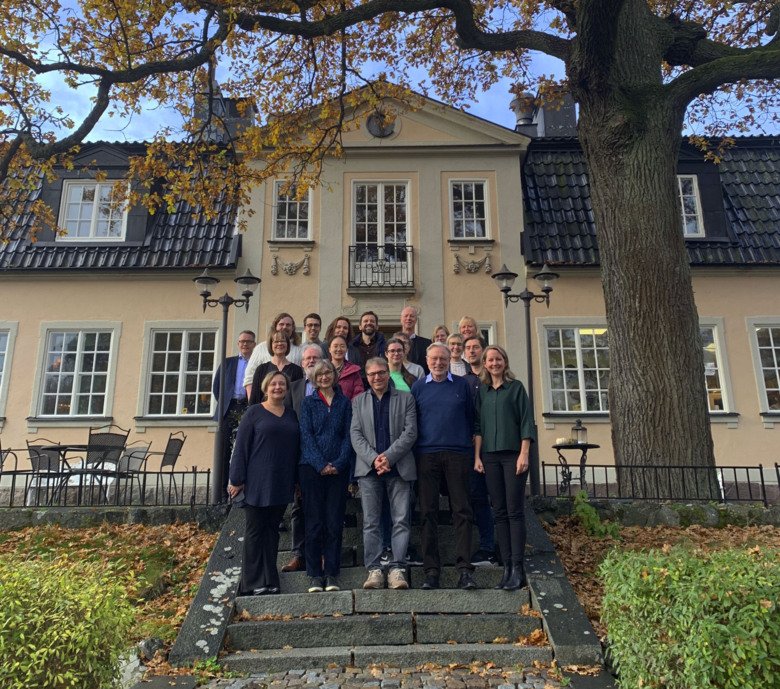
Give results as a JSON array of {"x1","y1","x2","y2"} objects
[
  {"x1": 229, "y1": 0, "x2": 571, "y2": 60},
  {"x1": 667, "y1": 44, "x2": 780, "y2": 110}
]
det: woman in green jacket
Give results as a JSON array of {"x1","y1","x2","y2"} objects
[{"x1": 474, "y1": 345, "x2": 535, "y2": 591}]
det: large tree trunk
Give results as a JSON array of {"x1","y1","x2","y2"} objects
[{"x1": 570, "y1": 0, "x2": 718, "y2": 499}]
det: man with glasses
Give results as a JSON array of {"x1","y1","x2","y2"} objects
[
  {"x1": 412, "y1": 342, "x2": 478, "y2": 590},
  {"x1": 213, "y1": 330, "x2": 256, "y2": 497},
  {"x1": 351, "y1": 358, "x2": 417, "y2": 590},
  {"x1": 302, "y1": 313, "x2": 323, "y2": 347}
]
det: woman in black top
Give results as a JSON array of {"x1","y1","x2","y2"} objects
[
  {"x1": 229, "y1": 371, "x2": 300, "y2": 595},
  {"x1": 248, "y1": 332, "x2": 303, "y2": 405}
]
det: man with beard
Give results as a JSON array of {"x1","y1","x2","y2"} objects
[{"x1": 351, "y1": 311, "x2": 386, "y2": 369}]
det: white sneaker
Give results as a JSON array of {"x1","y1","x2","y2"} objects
[
  {"x1": 387, "y1": 568, "x2": 409, "y2": 590},
  {"x1": 363, "y1": 569, "x2": 385, "y2": 589}
]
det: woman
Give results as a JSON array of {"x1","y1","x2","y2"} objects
[
  {"x1": 458, "y1": 316, "x2": 478, "y2": 340},
  {"x1": 247, "y1": 333, "x2": 303, "y2": 404},
  {"x1": 329, "y1": 335, "x2": 365, "y2": 400},
  {"x1": 473, "y1": 345, "x2": 535, "y2": 591},
  {"x1": 385, "y1": 337, "x2": 420, "y2": 392},
  {"x1": 298, "y1": 360, "x2": 353, "y2": 592},
  {"x1": 391, "y1": 332, "x2": 425, "y2": 380},
  {"x1": 323, "y1": 316, "x2": 361, "y2": 363},
  {"x1": 228, "y1": 371, "x2": 300, "y2": 596},
  {"x1": 431, "y1": 324, "x2": 450, "y2": 344},
  {"x1": 447, "y1": 333, "x2": 470, "y2": 377}
]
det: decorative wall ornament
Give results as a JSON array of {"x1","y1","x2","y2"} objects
[
  {"x1": 453, "y1": 253, "x2": 492, "y2": 274},
  {"x1": 342, "y1": 298, "x2": 358, "y2": 317},
  {"x1": 271, "y1": 253, "x2": 310, "y2": 276}
]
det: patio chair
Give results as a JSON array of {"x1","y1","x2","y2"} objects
[
  {"x1": 62, "y1": 425, "x2": 130, "y2": 504},
  {"x1": 147, "y1": 432, "x2": 186, "y2": 504},
  {"x1": 25, "y1": 438, "x2": 63, "y2": 506},
  {"x1": 108, "y1": 441, "x2": 152, "y2": 504}
]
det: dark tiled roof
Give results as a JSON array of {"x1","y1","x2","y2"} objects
[
  {"x1": 523, "y1": 137, "x2": 780, "y2": 267},
  {"x1": 0, "y1": 145, "x2": 240, "y2": 272}
]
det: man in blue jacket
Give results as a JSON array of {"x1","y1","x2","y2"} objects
[{"x1": 411, "y1": 342, "x2": 478, "y2": 591}]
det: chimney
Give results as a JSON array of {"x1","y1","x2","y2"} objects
[
  {"x1": 511, "y1": 91, "x2": 577, "y2": 138},
  {"x1": 194, "y1": 80, "x2": 256, "y2": 142}
]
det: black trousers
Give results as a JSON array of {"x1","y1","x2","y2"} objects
[
  {"x1": 299, "y1": 464, "x2": 349, "y2": 578},
  {"x1": 482, "y1": 451, "x2": 528, "y2": 566},
  {"x1": 418, "y1": 451, "x2": 474, "y2": 574},
  {"x1": 241, "y1": 503, "x2": 286, "y2": 592},
  {"x1": 288, "y1": 491, "x2": 305, "y2": 557}
]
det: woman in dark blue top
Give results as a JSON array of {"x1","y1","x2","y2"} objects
[
  {"x1": 229, "y1": 371, "x2": 299, "y2": 595},
  {"x1": 298, "y1": 360, "x2": 353, "y2": 593}
]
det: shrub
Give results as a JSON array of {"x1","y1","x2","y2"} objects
[
  {"x1": 573, "y1": 490, "x2": 620, "y2": 539},
  {"x1": 600, "y1": 546, "x2": 780, "y2": 689},
  {"x1": 0, "y1": 555, "x2": 134, "y2": 689}
]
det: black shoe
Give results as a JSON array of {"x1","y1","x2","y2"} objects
[
  {"x1": 307, "y1": 577, "x2": 324, "y2": 593},
  {"x1": 325, "y1": 576, "x2": 340, "y2": 592},
  {"x1": 252, "y1": 587, "x2": 269, "y2": 596},
  {"x1": 266, "y1": 586, "x2": 280, "y2": 595},
  {"x1": 458, "y1": 571, "x2": 478, "y2": 590},
  {"x1": 470, "y1": 549, "x2": 497, "y2": 567},
  {"x1": 421, "y1": 574, "x2": 440, "y2": 590},
  {"x1": 503, "y1": 566, "x2": 527, "y2": 591},
  {"x1": 379, "y1": 548, "x2": 392, "y2": 566},
  {"x1": 495, "y1": 564, "x2": 512, "y2": 590}
]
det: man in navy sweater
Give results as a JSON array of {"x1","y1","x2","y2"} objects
[{"x1": 411, "y1": 342, "x2": 478, "y2": 590}]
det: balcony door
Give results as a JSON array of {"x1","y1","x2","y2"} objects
[{"x1": 353, "y1": 182, "x2": 410, "y2": 287}]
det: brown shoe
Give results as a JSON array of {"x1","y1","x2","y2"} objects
[{"x1": 282, "y1": 556, "x2": 304, "y2": 573}]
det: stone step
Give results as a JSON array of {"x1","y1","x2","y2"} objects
[
  {"x1": 278, "y1": 566, "x2": 504, "y2": 592},
  {"x1": 415, "y1": 613, "x2": 541, "y2": 644},
  {"x1": 351, "y1": 643, "x2": 551, "y2": 667},
  {"x1": 222, "y1": 644, "x2": 551, "y2": 674},
  {"x1": 227, "y1": 614, "x2": 414, "y2": 650},
  {"x1": 276, "y1": 546, "x2": 358, "y2": 569},
  {"x1": 235, "y1": 591, "x2": 354, "y2": 618},
  {"x1": 353, "y1": 588, "x2": 531, "y2": 614}
]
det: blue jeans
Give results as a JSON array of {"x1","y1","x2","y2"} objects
[
  {"x1": 359, "y1": 473, "x2": 412, "y2": 570},
  {"x1": 469, "y1": 470, "x2": 495, "y2": 552}
]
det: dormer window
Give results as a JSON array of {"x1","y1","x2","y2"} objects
[
  {"x1": 57, "y1": 180, "x2": 128, "y2": 241},
  {"x1": 677, "y1": 175, "x2": 705, "y2": 237}
]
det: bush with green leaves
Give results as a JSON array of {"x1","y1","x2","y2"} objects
[
  {"x1": 0, "y1": 555, "x2": 134, "y2": 689},
  {"x1": 573, "y1": 490, "x2": 620, "y2": 539},
  {"x1": 600, "y1": 546, "x2": 779, "y2": 689}
]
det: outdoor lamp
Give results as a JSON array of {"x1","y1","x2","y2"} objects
[
  {"x1": 234, "y1": 269, "x2": 261, "y2": 308},
  {"x1": 492, "y1": 264, "x2": 518, "y2": 295},
  {"x1": 572, "y1": 419, "x2": 588, "y2": 445},
  {"x1": 193, "y1": 268, "x2": 220, "y2": 301},
  {"x1": 534, "y1": 263, "x2": 559, "y2": 295}
]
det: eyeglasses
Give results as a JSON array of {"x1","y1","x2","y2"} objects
[
  {"x1": 238, "y1": 340, "x2": 255, "y2": 345},
  {"x1": 315, "y1": 371, "x2": 335, "y2": 378},
  {"x1": 366, "y1": 370, "x2": 389, "y2": 377},
  {"x1": 386, "y1": 348, "x2": 404, "y2": 354}
]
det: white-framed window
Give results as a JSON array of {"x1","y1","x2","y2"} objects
[
  {"x1": 748, "y1": 320, "x2": 780, "y2": 412},
  {"x1": 450, "y1": 180, "x2": 488, "y2": 239},
  {"x1": 0, "y1": 331, "x2": 8, "y2": 397},
  {"x1": 677, "y1": 175, "x2": 705, "y2": 237},
  {"x1": 57, "y1": 180, "x2": 128, "y2": 241},
  {"x1": 38, "y1": 330, "x2": 115, "y2": 416},
  {"x1": 353, "y1": 181, "x2": 409, "y2": 262},
  {"x1": 0, "y1": 322, "x2": 18, "y2": 426},
  {"x1": 545, "y1": 326, "x2": 610, "y2": 413},
  {"x1": 273, "y1": 181, "x2": 311, "y2": 240},
  {"x1": 145, "y1": 329, "x2": 216, "y2": 416},
  {"x1": 541, "y1": 320, "x2": 732, "y2": 414}
]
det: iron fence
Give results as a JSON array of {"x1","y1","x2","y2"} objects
[
  {"x1": 542, "y1": 461, "x2": 777, "y2": 507},
  {"x1": 0, "y1": 451, "x2": 211, "y2": 508},
  {"x1": 348, "y1": 245, "x2": 415, "y2": 289}
]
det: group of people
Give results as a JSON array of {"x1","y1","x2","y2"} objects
[{"x1": 218, "y1": 307, "x2": 535, "y2": 596}]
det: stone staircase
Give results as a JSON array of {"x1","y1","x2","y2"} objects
[
  {"x1": 220, "y1": 498, "x2": 551, "y2": 672},
  {"x1": 170, "y1": 498, "x2": 603, "y2": 674}
]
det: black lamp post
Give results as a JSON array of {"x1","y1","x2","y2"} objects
[
  {"x1": 194, "y1": 268, "x2": 261, "y2": 504},
  {"x1": 492, "y1": 262, "x2": 559, "y2": 495}
]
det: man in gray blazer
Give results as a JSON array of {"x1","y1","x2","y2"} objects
[{"x1": 351, "y1": 357, "x2": 417, "y2": 590}]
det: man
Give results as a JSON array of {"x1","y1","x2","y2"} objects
[
  {"x1": 411, "y1": 342, "x2": 478, "y2": 590},
  {"x1": 400, "y1": 306, "x2": 431, "y2": 373},
  {"x1": 351, "y1": 357, "x2": 417, "y2": 590},
  {"x1": 351, "y1": 311, "x2": 386, "y2": 367},
  {"x1": 302, "y1": 313, "x2": 323, "y2": 346},
  {"x1": 243, "y1": 312, "x2": 303, "y2": 393},
  {"x1": 463, "y1": 335, "x2": 498, "y2": 567},
  {"x1": 213, "y1": 330, "x2": 256, "y2": 496},
  {"x1": 280, "y1": 344, "x2": 323, "y2": 573}
]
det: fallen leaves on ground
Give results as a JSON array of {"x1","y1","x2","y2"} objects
[{"x1": 543, "y1": 517, "x2": 780, "y2": 639}]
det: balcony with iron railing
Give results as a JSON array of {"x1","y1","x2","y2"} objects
[{"x1": 348, "y1": 245, "x2": 415, "y2": 293}]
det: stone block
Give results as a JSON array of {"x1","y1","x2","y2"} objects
[
  {"x1": 222, "y1": 648, "x2": 353, "y2": 674},
  {"x1": 414, "y1": 613, "x2": 541, "y2": 644},
  {"x1": 351, "y1": 643, "x2": 551, "y2": 667},
  {"x1": 235, "y1": 590, "x2": 354, "y2": 618},
  {"x1": 354, "y1": 589, "x2": 530, "y2": 614}
]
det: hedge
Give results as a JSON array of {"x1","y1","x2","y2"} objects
[
  {"x1": 0, "y1": 556, "x2": 134, "y2": 689},
  {"x1": 600, "y1": 546, "x2": 779, "y2": 689}
]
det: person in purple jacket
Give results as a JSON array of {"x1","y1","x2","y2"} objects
[{"x1": 298, "y1": 360, "x2": 353, "y2": 593}]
